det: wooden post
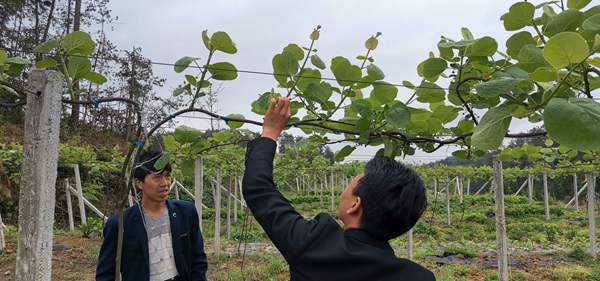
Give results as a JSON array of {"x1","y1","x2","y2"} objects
[
  {"x1": 573, "y1": 173, "x2": 579, "y2": 211},
  {"x1": 238, "y1": 177, "x2": 245, "y2": 214},
  {"x1": 457, "y1": 176, "x2": 463, "y2": 203},
  {"x1": 407, "y1": 228, "x2": 414, "y2": 260},
  {"x1": 527, "y1": 173, "x2": 534, "y2": 203},
  {"x1": 492, "y1": 156, "x2": 509, "y2": 281},
  {"x1": 226, "y1": 178, "x2": 232, "y2": 240},
  {"x1": 16, "y1": 70, "x2": 63, "y2": 281},
  {"x1": 194, "y1": 157, "x2": 204, "y2": 233},
  {"x1": 543, "y1": 172, "x2": 550, "y2": 221},
  {"x1": 319, "y1": 175, "x2": 324, "y2": 206},
  {"x1": 213, "y1": 169, "x2": 222, "y2": 256},
  {"x1": 234, "y1": 175, "x2": 238, "y2": 223},
  {"x1": 445, "y1": 178, "x2": 451, "y2": 226},
  {"x1": 586, "y1": 174, "x2": 596, "y2": 257},
  {"x1": 466, "y1": 178, "x2": 471, "y2": 196},
  {"x1": 64, "y1": 179, "x2": 74, "y2": 231},
  {"x1": 0, "y1": 211, "x2": 6, "y2": 253},
  {"x1": 331, "y1": 172, "x2": 335, "y2": 210},
  {"x1": 295, "y1": 177, "x2": 300, "y2": 192},
  {"x1": 127, "y1": 191, "x2": 134, "y2": 207},
  {"x1": 174, "y1": 182, "x2": 180, "y2": 200},
  {"x1": 73, "y1": 164, "x2": 86, "y2": 225}
]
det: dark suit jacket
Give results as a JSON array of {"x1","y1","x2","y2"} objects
[
  {"x1": 96, "y1": 200, "x2": 208, "y2": 281},
  {"x1": 242, "y1": 137, "x2": 436, "y2": 281}
]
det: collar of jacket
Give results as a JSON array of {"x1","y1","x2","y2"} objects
[{"x1": 344, "y1": 228, "x2": 391, "y2": 249}]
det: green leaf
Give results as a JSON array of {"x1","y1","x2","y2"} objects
[
  {"x1": 335, "y1": 145, "x2": 355, "y2": 162},
  {"x1": 543, "y1": 9, "x2": 584, "y2": 37},
  {"x1": 502, "y1": 2, "x2": 535, "y2": 31},
  {"x1": 330, "y1": 56, "x2": 361, "y2": 87},
  {"x1": 457, "y1": 119, "x2": 475, "y2": 134},
  {"x1": 366, "y1": 64, "x2": 385, "y2": 80},
  {"x1": 225, "y1": 114, "x2": 244, "y2": 129},
  {"x1": 543, "y1": 32, "x2": 590, "y2": 68},
  {"x1": 418, "y1": 58, "x2": 447, "y2": 79},
  {"x1": 415, "y1": 81, "x2": 445, "y2": 103},
  {"x1": 252, "y1": 91, "x2": 279, "y2": 115},
  {"x1": 507, "y1": 32, "x2": 537, "y2": 59},
  {"x1": 210, "y1": 31, "x2": 237, "y2": 54},
  {"x1": 0, "y1": 50, "x2": 6, "y2": 63},
  {"x1": 295, "y1": 68, "x2": 321, "y2": 91},
  {"x1": 34, "y1": 39, "x2": 59, "y2": 53},
  {"x1": 468, "y1": 36, "x2": 498, "y2": 57},
  {"x1": 401, "y1": 81, "x2": 416, "y2": 91},
  {"x1": 461, "y1": 27, "x2": 474, "y2": 40},
  {"x1": 67, "y1": 57, "x2": 92, "y2": 81},
  {"x1": 185, "y1": 75, "x2": 197, "y2": 86},
  {"x1": 567, "y1": 0, "x2": 592, "y2": 9},
  {"x1": 530, "y1": 67, "x2": 558, "y2": 82},
  {"x1": 283, "y1": 44, "x2": 304, "y2": 60},
  {"x1": 174, "y1": 56, "x2": 195, "y2": 73},
  {"x1": 202, "y1": 30, "x2": 211, "y2": 50},
  {"x1": 370, "y1": 82, "x2": 397, "y2": 104},
  {"x1": 432, "y1": 105, "x2": 460, "y2": 124},
  {"x1": 62, "y1": 31, "x2": 96, "y2": 56},
  {"x1": 310, "y1": 54, "x2": 326, "y2": 70},
  {"x1": 472, "y1": 105, "x2": 513, "y2": 150},
  {"x1": 173, "y1": 85, "x2": 190, "y2": 97},
  {"x1": 35, "y1": 58, "x2": 57, "y2": 69},
  {"x1": 5, "y1": 57, "x2": 31, "y2": 65},
  {"x1": 154, "y1": 152, "x2": 172, "y2": 170},
  {"x1": 209, "y1": 62, "x2": 238, "y2": 80},
  {"x1": 174, "y1": 126, "x2": 201, "y2": 144},
  {"x1": 544, "y1": 98, "x2": 600, "y2": 150},
  {"x1": 272, "y1": 52, "x2": 299, "y2": 86},
  {"x1": 517, "y1": 44, "x2": 550, "y2": 72},
  {"x1": 351, "y1": 99, "x2": 373, "y2": 118},
  {"x1": 365, "y1": 36, "x2": 378, "y2": 50},
  {"x1": 303, "y1": 83, "x2": 330, "y2": 104},
  {"x1": 452, "y1": 150, "x2": 469, "y2": 160},
  {"x1": 384, "y1": 101, "x2": 410, "y2": 129},
  {"x1": 82, "y1": 71, "x2": 107, "y2": 84},
  {"x1": 582, "y1": 14, "x2": 600, "y2": 32}
]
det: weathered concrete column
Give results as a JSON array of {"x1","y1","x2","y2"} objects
[{"x1": 16, "y1": 70, "x2": 64, "y2": 281}]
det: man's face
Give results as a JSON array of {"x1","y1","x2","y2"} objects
[
  {"x1": 137, "y1": 170, "x2": 172, "y2": 202},
  {"x1": 338, "y1": 174, "x2": 363, "y2": 224}
]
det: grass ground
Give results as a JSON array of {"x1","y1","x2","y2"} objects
[{"x1": 1, "y1": 192, "x2": 599, "y2": 280}]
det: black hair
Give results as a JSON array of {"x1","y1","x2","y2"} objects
[
  {"x1": 353, "y1": 156, "x2": 427, "y2": 241},
  {"x1": 133, "y1": 149, "x2": 172, "y2": 182}
]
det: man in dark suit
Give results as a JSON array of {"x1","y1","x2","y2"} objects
[
  {"x1": 96, "y1": 150, "x2": 208, "y2": 281},
  {"x1": 243, "y1": 97, "x2": 435, "y2": 281}
]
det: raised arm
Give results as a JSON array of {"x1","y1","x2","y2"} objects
[{"x1": 242, "y1": 98, "x2": 333, "y2": 263}]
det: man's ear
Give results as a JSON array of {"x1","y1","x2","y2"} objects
[
  {"x1": 134, "y1": 179, "x2": 143, "y2": 191},
  {"x1": 346, "y1": 196, "x2": 362, "y2": 215}
]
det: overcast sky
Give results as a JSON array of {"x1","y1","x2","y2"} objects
[{"x1": 105, "y1": 0, "x2": 535, "y2": 163}]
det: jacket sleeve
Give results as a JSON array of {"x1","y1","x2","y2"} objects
[
  {"x1": 189, "y1": 204, "x2": 208, "y2": 281},
  {"x1": 95, "y1": 216, "x2": 117, "y2": 281},
  {"x1": 242, "y1": 137, "x2": 332, "y2": 263}
]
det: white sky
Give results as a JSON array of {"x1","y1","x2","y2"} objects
[{"x1": 105, "y1": 0, "x2": 539, "y2": 164}]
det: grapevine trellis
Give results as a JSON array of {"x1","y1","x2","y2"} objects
[{"x1": 1, "y1": 1, "x2": 600, "y2": 281}]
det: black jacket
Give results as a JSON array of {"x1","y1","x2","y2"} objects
[
  {"x1": 96, "y1": 200, "x2": 208, "y2": 281},
  {"x1": 242, "y1": 137, "x2": 435, "y2": 281}
]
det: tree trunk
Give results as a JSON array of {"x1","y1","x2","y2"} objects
[{"x1": 69, "y1": 0, "x2": 82, "y2": 127}]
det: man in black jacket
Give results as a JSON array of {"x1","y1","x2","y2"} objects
[
  {"x1": 96, "y1": 150, "x2": 208, "y2": 281},
  {"x1": 243, "y1": 97, "x2": 435, "y2": 281}
]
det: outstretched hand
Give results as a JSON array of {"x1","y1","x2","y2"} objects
[{"x1": 261, "y1": 97, "x2": 291, "y2": 141}]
